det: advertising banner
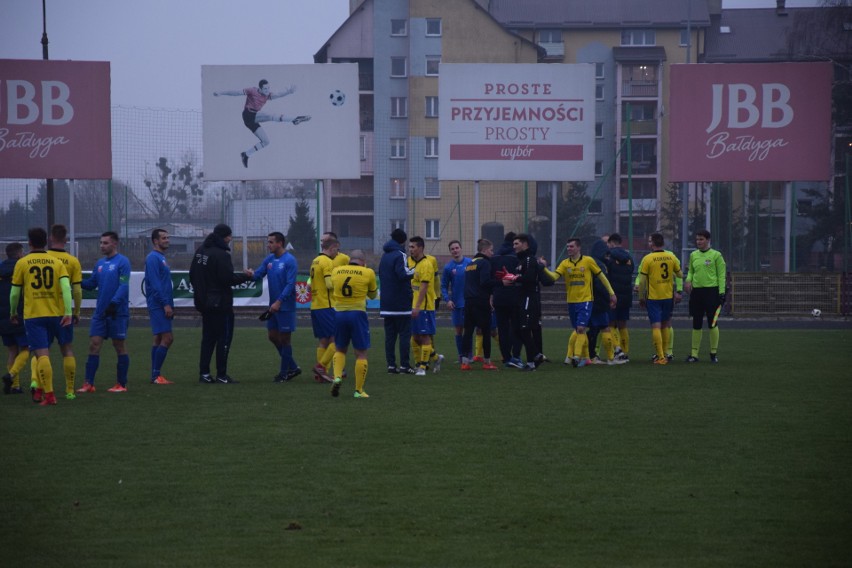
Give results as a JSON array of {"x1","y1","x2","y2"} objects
[
  {"x1": 202, "y1": 64, "x2": 360, "y2": 181},
  {"x1": 669, "y1": 62, "x2": 832, "y2": 182},
  {"x1": 439, "y1": 63, "x2": 595, "y2": 181},
  {"x1": 0, "y1": 59, "x2": 112, "y2": 179}
]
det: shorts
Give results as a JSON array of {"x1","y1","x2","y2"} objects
[
  {"x1": 451, "y1": 306, "x2": 465, "y2": 328},
  {"x1": 2, "y1": 332, "x2": 28, "y2": 348},
  {"x1": 242, "y1": 109, "x2": 260, "y2": 133},
  {"x1": 335, "y1": 310, "x2": 370, "y2": 351},
  {"x1": 149, "y1": 307, "x2": 173, "y2": 336},
  {"x1": 645, "y1": 298, "x2": 674, "y2": 324},
  {"x1": 689, "y1": 287, "x2": 721, "y2": 324},
  {"x1": 267, "y1": 309, "x2": 296, "y2": 333},
  {"x1": 610, "y1": 305, "x2": 631, "y2": 322},
  {"x1": 311, "y1": 308, "x2": 336, "y2": 339},
  {"x1": 568, "y1": 301, "x2": 593, "y2": 329},
  {"x1": 90, "y1": 315, "x2": 129, "y2": 340},
  {"x1": 589, "y1": 310, "x2": 610, "y2": 329},
  {"x1": 413, "y1": 310, "x2": 436, "y2": 336},
  {"x1": 52, "y1": 323, "x2": 74, "y2": 346},
  {"x1": 25, "y1": 317, "x2": 63, "y2": 351}
]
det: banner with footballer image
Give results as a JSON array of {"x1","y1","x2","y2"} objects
[
  {"x1": 202, "y1": 63, "x2": 360, "y2": 181},
  {"x1": 0, "y1": 59, "x2": 112, "y2": 179},
  {"x1": 669, "y1": 62, "x2": 832, "y2": 182}
]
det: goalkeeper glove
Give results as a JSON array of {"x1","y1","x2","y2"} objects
[{"x1": 719, "y1": 293, "x2": 726, "y2": 306}]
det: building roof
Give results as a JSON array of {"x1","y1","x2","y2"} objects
[
  {"x1": 489, "y1": 0, "x2": 710, "y2": 28},
  {"x1": 613, "y1": 46, "x2": 667, "y2": 63},
  {"x1": 705, "y1": 6, "x2": 852, "y2": 63}
]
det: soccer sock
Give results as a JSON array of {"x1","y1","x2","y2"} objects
[
  {"x1": 279, "y1": 345, "x2": 294, "y2": 374},
  {"x1": 332, "y1": 351, "x2": 346, "y2": 379},
  {"x1": 152, "y1": 346, "x2": 168, "y2": 379},
  {"x1": 117, "y1": 354, "x2": 130, "y2": 387},
  {"x1": 316, "y1": 346, "x2": 325, "y2": 366},
  {"x1": 652, "y1": 328, "x2": 664, "y2": 359},
  {"x1": 691, "y1": 329, "x2": 703, "y2": 357},
  {"x1": 621, "y1": 328, "x2": 630, "y2": 354},
  {"x1": 475, "y1": 334, "x2": 483, "y2": 358},
  {"x1": 355, "y1": 359, "x2": 368, "y2": 393},
  {"x1": 665, "y1": 327, "x2": 674, "y2": 355},
  {"x1": 411, "y1": 339, "x2": 422, "y2": 365},
  {"x1": 454, "y1": 334, "x2": 463, "y2": 359},
  {"x1": 575, "y1": 334, "x2": 588, "y2": 361},
  {"x1": 9, "y1": 349, "x2": 29, "y2": 389},
  {"x1": 320, "y1": 343, "x2": 336, "y2": 370},
  {"x1": 603, "y1": 333, "x2": 614, "y2": 360},
  {"x1": 63, "y1": 356, "x2": 76, "y2": 393},
  {"x1": 37, "y1": 356, "x2": 53, "y2": 394},
  {"x1": 151, "y1": 346, "x2": 157, "y2": 376},
  {"x1": 709, "y1": 326, "x2": 720, "y2": 354},
  {"x1": 85, "y1": 354, "x2": 100, "y2": 385},
  {"x1": 420, "y1": 344, "x2": 433, "y2": 368},
  {"x1": 567, "y1": 332, "x2": 577, "y2": 358},
  {"x1": 610, "y1": 327, "x2": 621, "y2": 350}
]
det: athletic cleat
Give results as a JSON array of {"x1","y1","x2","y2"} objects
[
  {"x1": 415, "y1": 368, "x2": 427, "y2": 377},
  {"x1": 616, "y1": 352, "x2": 630, "y2": 362},
  {"x1": 76, "y1": 382, "x2": 96, "y2": 393},
  {"x1": 273, "y1": 373, "x2": 288, "y2": 383},
  {"x1": 353, "y1": 390, "x2": 369, "y2": 399},
  {"x1": 313, "y1": 364, "x2": 332, "y2": 382},
  {"x1": 710, "y1": 353, "x2": 719, "y2": 364},
  {"x1": 292, "y1": 115, "x2": 311, "y2": 125},
  {"x1": 2, "y1": 373, "x2": 12, "y2": 394},
  {"x1": 685, "y1": 356, "x2": 700, "y2": 363},
  {"x1": 107, "y1": 384, "x2": 128, "y2": 392},
  {"x1": 460, "y1": 363, "x2": 472, "y2": 371},
  {"x1": 505, "y1": 358, "x2": 524, "y2": 369},
  {"x1": 331, "y1": 377, "x2": 342, "y2": 397},
  {"x1": 607, "y1": 358, "x2": 627, "y2": 366},
  {"x1": 151, "y1": 376, "x2": 173, "y2": 385},
  {"x1": 563, "y1": 357, "x2": 573, "y2": 365},
  {"x1": 666, "y1": 354, "x2": 674, "y2": 362},
  {"x1": 286, "y1": 367, "x2": 302, "y2": 381},
  {"x1": 386, "y1": 366, "x2": 399, "y2": 374},
  {"x1": 432, "y1": 354, "x2": 444, "y2": 374},
  {"x1": 9, "y1": 387, "x2": 23, "y2": 394},
  {"x1": 399, "y1": 367, "x2": 417, "y2": 375},
  {"x1": 571, "y1": 357, "x2": 579, "y2": 368},
  {"x1": 32, "y1": 388, "x2": 43, "y2": 403},
  {"x1": 240, "y1": 152, "x2": 249, "y2": 168},
  {"x1": 65, "y1": 392, "x2": 77, "y2": 400},
  {"x1": 540, "y1": 354, "x2": 551, "y2": 363},
  {"x1": 39, "y1": 392, "x2": 57, "y2": 406},
  {"x1": 653, "y1": 357, "x2": 668, "y2": 366},
  {"x1": 519, "y1": 364, "x2": 536, "y2": 372},
  {"x1": 199, "y1": 374, "x2": 214, "y2": 384},
  {"x1": 589, "y1": 357, "x2": 605, "y2": 365},
  {"x1": 533, "y1": 353, "x2": 545, "y2": 368},
  {"x1": 482, "y1": 363, "x2": 498, "y2": 371},
  {"x1": 577, "y1": 358, "x2": 589, "y2": 368},
  {"x1": 216, "y1": 375, "x2": 239, "y2": 384},
  {"x1": 472, "y1": 356, "x2": 484, "y2": 363}
]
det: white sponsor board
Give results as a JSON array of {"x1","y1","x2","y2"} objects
[
  {"x1": 202, "y1": 64, "x2": 360, "y2": 181},
  {"x1": 439, "y1": 63, "x2": 595, "y2": 181}
]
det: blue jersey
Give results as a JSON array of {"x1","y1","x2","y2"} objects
[
  {"x1": 441, "y1": 257, "x2": 472, "y2": 307},
  {"x1": 144, "y1": 250, "x2": 173, "y2": 310},
  {"x1": 254, "y1": 252, "x2": 298, "y2": 311},
  {"x1": 82, "y1": 253, "x2": 131, "y2": 316}
]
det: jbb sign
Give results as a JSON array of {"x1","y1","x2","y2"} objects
[
  {"x1": 0, "y1": 59, "x2": 112, "y2": 179},
  {"x1": 669, "y1": 62, "x2": 831, "y2": 182}
]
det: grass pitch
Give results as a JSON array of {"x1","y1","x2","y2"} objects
[{"x1": 2, "y1": 323, "x2": 851, "y2": 567}]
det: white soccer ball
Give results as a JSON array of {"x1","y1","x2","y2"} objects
[
  {"x1": 811, "y1": 308, "x2": 822, "y2": 318},
  {"x1": 330, "y1": 89, "x2": 346, "y2": 106}
]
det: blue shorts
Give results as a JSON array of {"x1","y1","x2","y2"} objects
[
  {"x1": 568, "y1": 301, "x2": 592, "y2": 329},
  {"x1": 149, "y1": 307, "x2": 173, "y2": 336},
  {"x1": 335, "y1": 310, "x2": 371, "y2": 351},
  {"x1": 589, "y1": 310, "x2": 610, "y2": 328},
  {"x1": 267, "y1": 309, "x2": 296, "y2": 333},
  {"x1": 610, "y1": 306, "x2": 631, "y2": 322},
  {"x1": 311, "y1": 308, "x2": 335, "y2": 339},
  {"x1": 451, "y1": 306, "x2": 465, "y2": 328},
  {"x1": 413, "y1": 310, "x2": 436, "y2": 335},
  {"x1": 25, "y1": 317, "x2": 63, "y2": 350},
  {"x1": 645, "y1": 299, "x2": 674, "y2": 324},
  {"x1": 52, "y1": 322, "x2": 74, "y2": 346},
  {"x1": 2, "y1": 332, "x2": 29, "y2": 348},
  {"x1": 90, "y1": 315, "x2": 128, "y2": 340}
]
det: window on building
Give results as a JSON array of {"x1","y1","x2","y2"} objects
[
  {"x1": 425, "y1": 56, "x2": 441, "y2": 76},
  {"x1": 621, "y1": 29, "x2": 656, "y2": 46},
  {"x1": 680, "y1": 29, "x2": 690, "y2": 46},
  {"x1": 619, "y1": 178, "x2": 657, "y2": 199},
  {"x1": 595, "y1": 62, "x2": 605, "y2": 79},
  {"x1": 360, "y1": 135, "x2": 366, "y2": 161},
  {"x1": 424, "y1": 177, "x2": 440, "y2": 198},
  {"x1": 595, "y1": 122, "x2": 603, "y2": 138},
  {"x1": 391, "y1": 138, "x2": 406, "y2": 159},
  {"x1": 390, "y1": 97, "x2": 407, "y2": 118},
  {"x1": 538, "y1": 29, "x2": 562, "y2": 43},
  {"x1": 595, "y1": 160, "x2": 603, "y2": 176},
  {"x1": 621, "y1": 139, "x2": 657, "y2": 174},
  {"x1": 595, "y1": 85, "x2": 604, "y2": 100},
  {"x1": 391, "y1": 219, "x2": 407, "y2": 232},
  {"x1": 425, "y1": 137, "x2": 438, "y2": 158},
  {"x1": 391, "y1": 19, "x2": 408, "y2": 36},
  {"x1": 426, "y1": 18, "x2": 442, "y2": 36},
  {"x1": 425, "y1": 219, "x2": 440, "y2": 239},
  {"x1": 391, "y1": 57, "x2": 407, "y2": 78},
  {"x1": 425, "y1": 96, "x2": 439, "y2": 117},
  {"x1": 588, "y1": 199, "x2": 603, "y2": 214},
  {"x1": 390, "y1": 177, "x2": 407, "y2": 199}
]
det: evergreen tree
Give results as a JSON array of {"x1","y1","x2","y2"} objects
[{"x1": 286, "y1": 199, "x2": 317, "y2": 251}]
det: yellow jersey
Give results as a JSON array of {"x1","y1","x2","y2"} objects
[
  {"x1": 331, "y1": 264, "x2": 377, "y2": 311},
  {"x1": 333, "y1": 252, "x2": 350, "y2": 267},
  {"x1": 638, "y1": 250, "x2": 683, "y2": 300},
  {"x1": 310, "y1": 253, "x2": 336, "y2": 310},
  {"x1": 11, "y1": 251, "x2": 69, "y2": 319},
  {"x1": 409, "y1": 256, "x2": 436, "y2": 311},
  {"x1": 47, "y1": 248, "x2": 83, "y2": 316},
  {"x1": 552, "y1": 256, "x2": 603, "y2": 303}
]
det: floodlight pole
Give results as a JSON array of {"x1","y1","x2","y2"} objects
[{"x1": 42, "y1": 0, "x2": 56, "y2": 228}]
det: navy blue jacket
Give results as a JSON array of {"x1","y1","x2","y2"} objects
[
  {"x1": 463, "y1": 253, "x2": 494, "y2": 302},
  {"x1": 490, "y1": 241, "x2": 518, "y2": 308},
  {"x1": 379, "y1": 239, "x2": 413, "y2": 316},
  {"x1": 605, "y1": 245, "x2": 635, "y2": 310},
  {"x1": 0, "y1": 257, "x2": 24, "y2": 335},
  {"x1": 590, "y1": 240, "x2": 612, "y2": 315}
]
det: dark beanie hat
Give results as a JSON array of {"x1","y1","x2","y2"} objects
[
  {"x1": 391, "y1": 228, "x2": 407, "y2": 244},
  {"x1": 213, "y1": 224, "x2": 232, "y2": 239}
]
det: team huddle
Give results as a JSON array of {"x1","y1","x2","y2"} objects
[{"x1": 0, "y1": 223, "x2": 726, "y2": 404}]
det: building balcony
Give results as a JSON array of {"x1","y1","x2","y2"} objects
[
  {"x1": 621, "y1": 119, "x2": 657, "y2": 135},
  {"x1": 539, "y1": 42, "x2": 565, "y2": 59},
  {"x1": 332, "y1": 196, "x2": 374, "y2": 212},
  {"x1": 619, "y1": 198, "x2": 657, "y2": 211},
  {"x1": 621, "y1": 81, "x2": 658, "y2": 97},
  {"x1": 620, "y1": 160, "x2": 657, "y2": 175}
]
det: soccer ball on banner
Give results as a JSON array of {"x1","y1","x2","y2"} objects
[
  {"x1": 329, "y1": 89, "x2": 346, "y2": 106},
  {"x1": 811, "y1": 308, "x2": 822, "y2": 318}
]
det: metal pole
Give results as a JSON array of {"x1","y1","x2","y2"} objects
[
  {"x1": 316, "y1": 179, "x2": 322, "y2": 250},
  {"x1": 42, "y1": 0, "x2": 55, "y2": 228},
  {"x1": 784, "y1": 182, "x2": 792, "y2": 272},
  {"x1": 551, "y1": 181, "x2": 558, "y2": 267},
  {"x1": 524, "y1": 181, "x2": 529, "y2": 233},
  {"x1": 241, "y1": 181, "x2": 248, "y2": 270},
  {"x1": 626, "y1": 104, "x2": 633, "y2": 256},
  {"x1": 474, "y1": 180, "x2": 480, "y2": 243}
]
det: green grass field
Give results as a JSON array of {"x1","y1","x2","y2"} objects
[{"x1": 2, "y1": 323, "x2": 851, "y2": 567}]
